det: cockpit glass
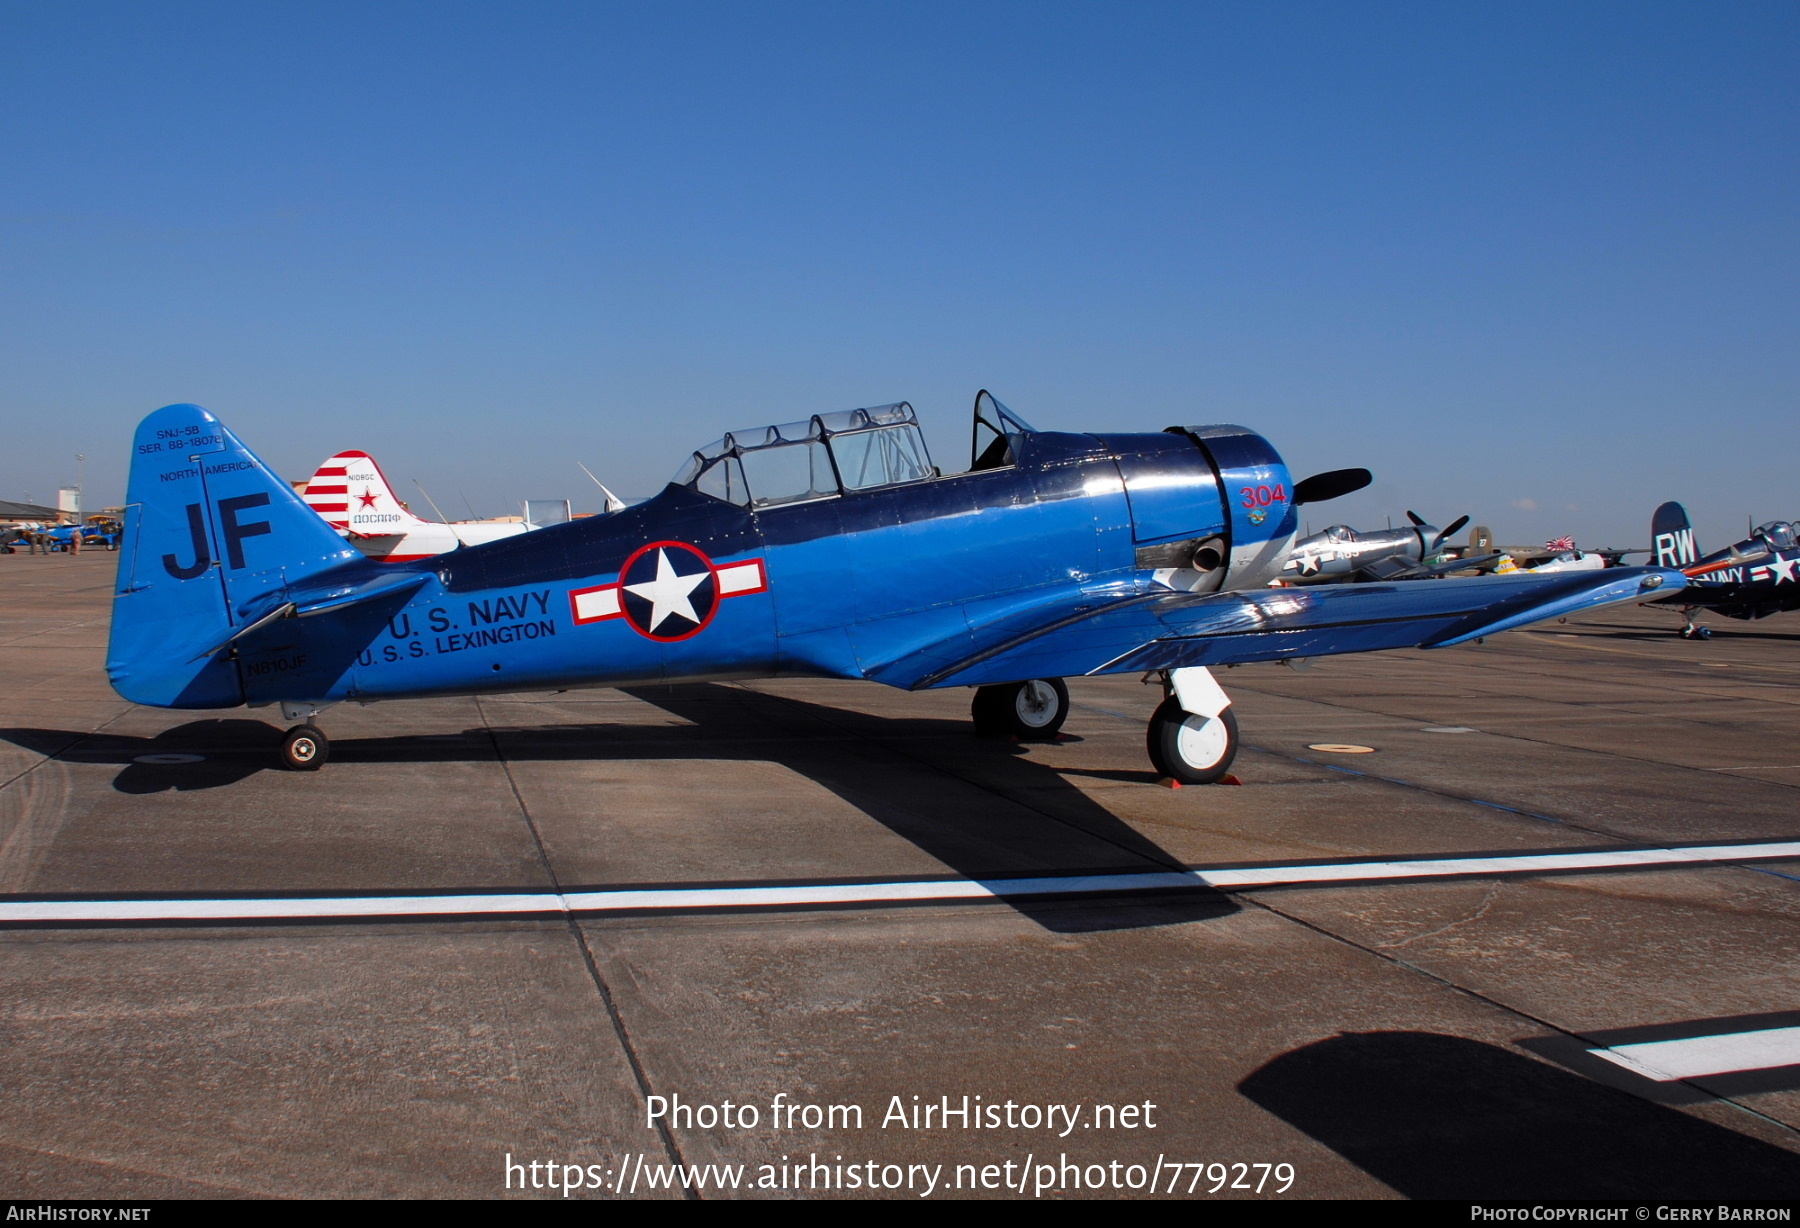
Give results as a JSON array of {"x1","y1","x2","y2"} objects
[
  {"x1": 677, "y1": 401, "x2": 939, "y2": 505},
  {"x1": 740, "y1": 440, "x2": 837, "y2": 507},
  {"x1": 1756, "y1": 521, "x2": 1797, "y2": 551},
  {"x1": 971, "y1": 390, "x2": 1035, "y2": 471},
  {"x1": 830, "y1": 425, "x2": 932, "y2": 491},
  {"x1": 694, "y1": 456, "x2": 749, "y2": 506},
  {"x1": 671, "y1": 442, "x2": 723, "y2": 488}
]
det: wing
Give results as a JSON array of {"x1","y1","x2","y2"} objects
[
  {"x1": 874, "y1": 568, "x2": 1684, "y2": 690},
  {"x1": 1364, "y1": 551, "x2": 1506, "y2": 581}
]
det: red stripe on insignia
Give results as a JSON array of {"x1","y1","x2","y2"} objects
[
  {"x1": 315, "y1": 467, "x2": 348, "y2": 476},
  {"x1": 306, "y1": 484, "x2": 348, "y2": 494}
]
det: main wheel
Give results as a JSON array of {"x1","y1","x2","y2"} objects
[
  {"x1": 971, "y1": 678, "x2": 1070, "y2": 740},
  {"x1": 1680, "y1": 625, "x2": 1712, "y2": 640},
  {"x1": 279, "y1": 724, "x2": 328, "y2": 771},
  {"x1": 1146, "y1": 697, "x2": 1239, "y2": 785}
]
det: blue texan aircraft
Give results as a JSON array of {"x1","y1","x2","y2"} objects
[{"x1": 108, "y1": 394, "x2": 1685, "y2": 784}]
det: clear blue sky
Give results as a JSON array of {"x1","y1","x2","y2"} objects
[{"x1": 3, "y1": 2, "x2": 1795, "y2": 549}]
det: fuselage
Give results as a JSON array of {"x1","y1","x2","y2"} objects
[
  {"x1": 1281, "y1": 524, "x2": 1438, "y2": 581},
  {"x1": 348, "y1": 518, "x2": 527, "y2": 563},
  {"x1": 221, "y1": 426, "x2": 1297, "y2": 709},
  {"x1": 1677, "y1": 528, "x2": 1800, "y2": 621}
]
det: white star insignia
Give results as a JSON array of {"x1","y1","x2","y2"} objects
[{"x1": 624, "y1": 548, "x2": 709, "y2": 632}]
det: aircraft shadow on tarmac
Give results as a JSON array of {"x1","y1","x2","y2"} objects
[
  {"x1": 1239, "y1": 1032, "x2": 1800, "y2": 1199},
  {"x1": 1565, "y1": 619, "x2": 1800, "y2": 644},
  {"x1": 0, "y1": 684, "x2": 1236, "y2": 934}
]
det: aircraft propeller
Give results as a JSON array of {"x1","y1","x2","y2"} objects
[
  {"x1": 1406, "y1": 510, "x2": 1470, "y2": 552},
  {"x1": 1292, "y1": 467, "x2": 1372, "y2": 505}
]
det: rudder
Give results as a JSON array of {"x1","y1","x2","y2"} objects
[
  {"x1": 303, "y1": 449, "x2": 433, "y2": 535},
  {"x1": 108, "y1": 404, "x2": 364, "y2": 708},
  {"x1": 1651, "y1": 501, "x2": 1699, "y2": 568}
]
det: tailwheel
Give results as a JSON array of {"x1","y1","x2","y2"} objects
[
  {"x1": 1146, "y1": 698, "x2": 1239, "y2": 785},
  {"x1": 279, "y1": 724, "x2": 329, "y2": 771},
  {"x1": 971, "y1": 678, "x2": 1070, "y2": 740}
]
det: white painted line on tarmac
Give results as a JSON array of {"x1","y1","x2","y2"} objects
[
  {"x1": 2, "y1": 840, "x2": 1798, "y2": 927},
  {"x1": 1590, "y1": 1026, "x2": 1800, "y2": 1082},
  {"x1": 560, "y1": 871, "x2": 1203, "y2": 914},
  {"x1": 2, "y1": 892, "x2": 563, "y2": 924},
  {"x1": 1195, "y1": 841, "x2": 1800, "y2": 889}
]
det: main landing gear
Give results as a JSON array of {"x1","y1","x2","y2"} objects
[
  {"x1": 1145, "y1": 666, "x2": 1240, "y2": 785},
  {"x1": 971, "y1": 678, "x2": 1071, "y2": 740},
  {"x1": 1679, "y1": 610, "x2": 1712, "y2": 640},
  {"x1": 280, "y1": 725, "x2": 328, "y2": 771},
  {"x1": 276, "y1": 701, "x2": 334, "y2": 771},
  {"x1": 973, "y1": 668, "x2": 1241, "y2": 785}
]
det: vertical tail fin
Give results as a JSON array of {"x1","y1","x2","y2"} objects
[
  {"x1": 1651, "y1": 501, "x2": 1699, "y2": 568},
  {"x1": 108, "y1": 404, "x2": 363, "y2": 708},
  {"x1": 303, "y1": 450, "x2": 434, "y2": 535}
]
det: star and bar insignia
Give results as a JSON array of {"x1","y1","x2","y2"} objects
[{"x1": 569, "y1": 541, "x2": 767, "y2": 641}]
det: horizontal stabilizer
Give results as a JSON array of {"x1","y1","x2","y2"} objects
[
  {"x1": 290, "y1": 570, "x2": 432, "y2": 618},
  {"x1": 189, "y1": 570, "x2": 433, "y2": 663}
]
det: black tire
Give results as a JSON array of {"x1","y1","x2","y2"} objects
[
  {"x1": 1146, "y1": 697, "x2": 1239, "y2": 785},
  {"x1": 970, "y1": 678, "x2": 1070, "y2": 740},
  {"x1": 280, "y1": 724, "x2": 328, "y2": 771}
]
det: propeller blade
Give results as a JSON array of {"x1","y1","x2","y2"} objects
[
  {"x1": 1291, "y1": 468, "x2": 1372, "y2": 505},
  {"x1": 1405, "y1": 510, "x2": 1427, "y2": 526},
  {"x1": 1432, "y1": 514, "x2": 1470, "y2": 549}
]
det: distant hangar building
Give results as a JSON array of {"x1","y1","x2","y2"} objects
[{"x1": 0, "y1": 499, "x2": 72, "y2": 526}]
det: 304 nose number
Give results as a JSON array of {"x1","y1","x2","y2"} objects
[{"x1": 1240, "y1": 484, "x2": 1287, "y2": 509}]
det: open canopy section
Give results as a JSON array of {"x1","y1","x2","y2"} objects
[
  {"x1": 970, "y1": 390, "x2": 1037, "y2": 471},
  {"x1": 673, "y1": 402, "x2": 935, "y2": 509}
]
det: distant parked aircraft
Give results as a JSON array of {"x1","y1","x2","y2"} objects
[
  {"x1": 1645, "y1": 501, "x2": 1800, "y2": 638},
  {"x1": 301, "y1": 450, "x2": 533, "y2": 562}
]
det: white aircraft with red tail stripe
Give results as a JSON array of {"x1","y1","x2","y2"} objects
[{"x1": 301, "y1": 450, "x2": 529, "y2": 562}]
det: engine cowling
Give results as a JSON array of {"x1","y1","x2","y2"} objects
[
  {"x1": 1095, "y1": 425, "x2": 1298, "y2": 593},
  {"x1": 1178, "y1": 425, "x2": 1298, "y2": 591}
]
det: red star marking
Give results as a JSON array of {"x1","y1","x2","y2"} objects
[{"x1": 357, "y1": 488, "x2": 379, "y2": 509}]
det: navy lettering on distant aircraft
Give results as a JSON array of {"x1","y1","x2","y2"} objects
[
  {"x1": 161, "y1": 503, "x2": 211, "y2": 580},
  {"x1": 218, "y1": 493, "x2": 273, "y2": 569}
]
